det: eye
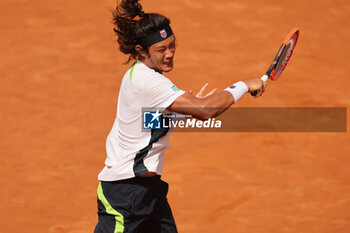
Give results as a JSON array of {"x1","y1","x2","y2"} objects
[{"x1": 157, "y1": 49, "x2": 166, "y2": 53}]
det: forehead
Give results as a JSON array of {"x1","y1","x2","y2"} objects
[{"x1": 151, "y1": 35, "x2": 176, "y2": 48}]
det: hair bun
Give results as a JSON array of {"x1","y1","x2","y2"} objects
[{"x1": 138, "y1": 11, "x2": 145, "y2": 17}]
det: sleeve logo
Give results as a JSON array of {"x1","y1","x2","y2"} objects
[{"x1": 171, "y1": 85, "x2": 180, "y2": 92}]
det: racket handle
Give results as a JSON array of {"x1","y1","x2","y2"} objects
[
  {"x1": 250, "y1": 75, "x2": 269, "y2": 97},
  {"x1": 261, "y1": 74, "x2": 269, "y2": 82}
]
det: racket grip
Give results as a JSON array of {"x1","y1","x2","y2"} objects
[
  {"x1": 250, "y1": 75, "x2": 268, "y2": 97},
  {"x1": 250, "y1": 91, "x2": 259, "y2": 97}
]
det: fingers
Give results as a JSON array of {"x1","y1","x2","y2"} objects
[
  {"x1": 263, "y1": 80, "x2": 267, "y2": 90},
  {"x1": 196, "y1": 83, "x2": 209, "y2": 98},
  {"x1": 189, "y1": 84, "x2": 216, "y2": 98},
  {"x1": 252, "y1": 79, "x2": 267, "y2": 98},
  {"x1": 205, "y1": 88, "x2": 217, "y2": 97},
  {"x1": 195, "y1": 83, "x2": 217, "y2": 98},
  {"x1": 257, "y1": 80, "x2": 267, "y2": 97},
  {"x1": 261, "y1": 79, "x2": 268, "y2": 94}
]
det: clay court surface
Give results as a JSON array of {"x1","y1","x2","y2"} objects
[{"x1": 1, "y1": 0, "x2": 350, "y2": 232}]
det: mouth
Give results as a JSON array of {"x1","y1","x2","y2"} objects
[{"x1": 163, "y1": 60, "x2": 173, "y2": 66}]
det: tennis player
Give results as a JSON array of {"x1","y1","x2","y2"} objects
[{"x1": 94, "y1": 1, "x2": 266, "y2": 232}]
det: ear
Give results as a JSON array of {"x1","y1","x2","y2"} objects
[{"x1": 135, "y1": 45, "x2": 148, "y2": 58}]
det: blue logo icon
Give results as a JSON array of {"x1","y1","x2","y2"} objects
[
  {"x1": 143, "y1": 110, "x2": 162, "y2": 129},
  {"x1": 160, "y1": 29, "x2": 167, "y2": 39}
]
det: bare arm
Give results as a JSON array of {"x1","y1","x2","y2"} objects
[
  {"x1": 167, "y1": 90, "x2": 234, "y2": 120},
  {"x1": 167, "y1": 78, "x2": 266, "y2": 120}
]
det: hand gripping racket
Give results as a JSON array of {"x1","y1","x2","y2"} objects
[{"x1": 251, "y1": 27, "x2": 300, "y2": 96}]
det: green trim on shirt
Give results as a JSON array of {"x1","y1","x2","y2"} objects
[{"x1": 130, "y1": 61, "x2": 137, "y2": 81}]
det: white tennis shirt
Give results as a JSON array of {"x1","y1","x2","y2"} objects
[{"x1": 98, "y1": 60, "x2": 185, "y2": 181}]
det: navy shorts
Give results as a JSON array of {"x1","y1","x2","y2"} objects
[{"x1": 94, "y1": 176, "x2": 178, "y2": 233}]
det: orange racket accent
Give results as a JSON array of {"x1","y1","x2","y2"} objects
[
  {"x1": 282, "y1": 27, "x2": 300, "y2": 45},
  {"x1": 251, "y1": 27, "x2": 300, "y2": 96},
  {"x1": 271, "y1": 27, "x2": 299, "y2": 81}
]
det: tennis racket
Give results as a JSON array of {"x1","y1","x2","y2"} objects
[{"x1": 251, "y1": 27, "x2": 300, "y2": 96}]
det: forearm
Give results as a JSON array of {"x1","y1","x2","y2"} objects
[
  {"x1": 198, "y1": 91, "x2": 235, "y2": 119},
  {"x1": 168, "y1": 90, "x2": 244, "y2": 120},
  {"x1": 168, "y1": 81, "x2": 250, "y2": 120}
]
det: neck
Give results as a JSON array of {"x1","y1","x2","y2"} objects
[{"x1": 139, "y1": 57, "x2": 162, "y2": 74}]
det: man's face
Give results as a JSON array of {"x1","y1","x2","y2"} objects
[{"x1": 142, "y1": 35, "x2": 176, "y2": 73}]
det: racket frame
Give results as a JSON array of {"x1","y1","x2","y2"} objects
[{"x1": 251, "y1": 27, "x2": 299, "y2": 97}]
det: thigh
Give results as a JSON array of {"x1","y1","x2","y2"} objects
[
  {"x1": 94, "y1": 178, "x2": 177, "y2": 233},
  {"x1": 141, "y1": 199, "x2": 178, "y2": 233},
  {"x1": 94, "y1": 181, "x2": 136, "y2": 233},
  {"x1": 94, "y1": 215, "x2": 119, "y2": 233},
  {"x1": 143, "y1": 181, "x2": 178, "y2": 233}
]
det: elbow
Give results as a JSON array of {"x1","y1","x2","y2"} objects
[
  {"x1": 200, "y1": 110, "x2": 215, "y2": 121},
  {"x1": 195, "y1": 102, "x2": 216, "y2": 121},
  {"x1": 195, "y1": 113, "x2": 211, "y2": 121}
]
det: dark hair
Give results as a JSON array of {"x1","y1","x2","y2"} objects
[{"x1": 113, "y1": 0, "x2": 171, "y2": 63}]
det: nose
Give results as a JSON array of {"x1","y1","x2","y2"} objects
[{"x1": 165, "y1": 48, "x2": 175, "y2": 59}]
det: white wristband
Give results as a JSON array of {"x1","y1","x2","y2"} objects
[{"x1": 224, "y1": 81, "x2": 249, "y2": 103}]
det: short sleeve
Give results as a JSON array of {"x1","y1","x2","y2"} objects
[{"x1": 138, "y1": 73, "x2": 185, "y2": 109}]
